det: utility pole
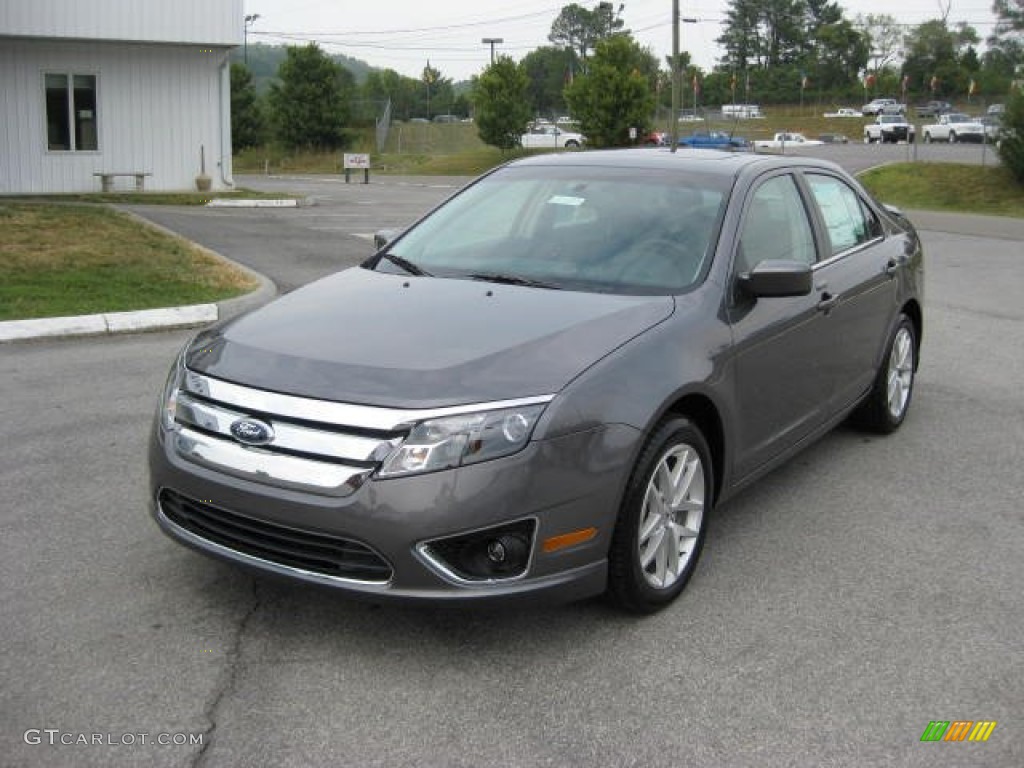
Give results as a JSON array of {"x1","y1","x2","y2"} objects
[
  {"x1": 481, "y1": 38, "x2": 503, "y2": 65},
  {"x1": 671, "y1": 0, "x2": 680, "y2": 151},
  {"x1": 244, "y1": 14, "x2": 260, "y2": 65}
]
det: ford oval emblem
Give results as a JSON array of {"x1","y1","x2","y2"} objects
[{"x1": 229, "y1": 418, "x2": 274, "y2": 446}]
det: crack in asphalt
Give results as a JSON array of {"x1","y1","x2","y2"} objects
[{"x1": 191, "y1": 579, "x2": 262, "y2": 768}]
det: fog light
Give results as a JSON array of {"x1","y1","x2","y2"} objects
[
  {"x1": 419, "y1": 520, "x2": 536, "y2": 582},
  {"x1": 487, "y1": 539, "x2": 507, "y2": 563}
]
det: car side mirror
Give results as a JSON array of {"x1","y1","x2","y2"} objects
[
  {"x1": 740, "y1": 259, "x2": 813, "y2": 298},
  {"x1": 373, "y1": 229, "x2": 398, "y2": 250}
]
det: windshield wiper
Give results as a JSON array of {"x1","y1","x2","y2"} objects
[
  {"x1": 463, "y1": 272, "x2": 561, "y2": 290},
  {"x1": 378, "y1": 252, "x2": 431, "y2": 277}
]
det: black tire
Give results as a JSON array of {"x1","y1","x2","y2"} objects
[
  {"x1": 924, "y1": 133, "x2": 932, "y2": 143},
  {"x1": 949, "y1": 131, "x2": 958, "y2": 143},
  {"x1": 852, "y1": 314, "x2": 917, "y2": 434},
  {"x1": 564, "y1": 140, "x2": 580, "y2": 149},
  {"x1": 607, "y1": 417, "x2": 712, "y2": 613}
]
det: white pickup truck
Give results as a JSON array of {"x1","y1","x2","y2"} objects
[
  {"x1": 922, "y1": 113, "x2": 985, "y2": 143},
  {"x1": 864, "y1": 114, "x2": 915, "y2": 144},
  {"x1": 753, "y1": 132, "x2": 823, "y2": 149}
]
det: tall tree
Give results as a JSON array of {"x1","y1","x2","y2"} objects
[
  {"x1": 521, "y1": 46, "x2": 575, "y2": 118},
  {"x1": 717, "y1": 0, "x2": 807, "y2": 70},
  {"x1": 230, "y1": 63, "x2": 264, "y2": 151},
  {"x1": 990, "y1": 0, "x2": 1024, "y2": 80},
  {"x1": 996, "y1": 88, "x2": 1024, "y2": 184},
  {"x1": 901, "y1": 20, "x2": 979, "y2": 97},
  {"x1": 857, "y1": 14, "x2": 904, "y2": 75},
  {"x1": 549, "y1": 2, "x2": 627, "y2": 75},
  {"x1": 564, "y1": 35, "x2": 656, "y2": 147},
  {"x1": 268, "y1": 44, "x2": 354, "y2": 150},
  {"x1": 474, "y1": 56, "x2": 532, "y2": 151}
]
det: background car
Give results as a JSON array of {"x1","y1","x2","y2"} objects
[
  {"x1": 980, "y1": 115, "x2": 1003, "y2": 145},
  {"x1": 864, "y1": 114, "x2": 916, "y2": 144},
  {"x1": 678, "y1": 131, "x2": 750, "y2": 149},
  {"x1": 520, "y1": 124, "x2": 584, "y2": 149},
  {"x1": 150, "y1": 149, "x2": 923, "y2": 614},
  {"x1": 861, "y1": 98, "x2": 900, "y2": 116},
  {"x1": 823, "y1": 108, "x2": 861, "y2": 118},
  {"x1": 915, "y1": 100, "x2": 952, "y2": 118},
  {"x1": 922, "y1": 113, "x2": 986, "y2": 143}
]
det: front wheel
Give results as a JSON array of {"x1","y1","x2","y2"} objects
[
  {"x1": 924, "y1": 133, "x2": 932, "y2": 143},
  {"x1": 949, "y1": 131, "x2": 958, "y2": 143},
  {"x1": 852, "y1": 314, "x2": 917, "y2": 434},
  {"x1": 564, "y1": 140, "x2": 580, "y2": 149},
  {"x1": 607, "y1": 417, "x2": 712, "y2": 613}
]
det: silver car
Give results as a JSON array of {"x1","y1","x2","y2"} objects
[{"x1": 150, "y1": 149, "x2": 923, "y2": 613}]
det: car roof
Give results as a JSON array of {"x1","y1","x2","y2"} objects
[{"x1": 507, "y1": 147, "x2": 844, "y2": 180}]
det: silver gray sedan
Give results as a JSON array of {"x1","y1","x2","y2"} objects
[{"x1": 149, "y1": 149, "x2": 923, "y2": 613}]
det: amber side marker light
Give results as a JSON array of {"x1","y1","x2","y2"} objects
[{"x1": 543, "y1": 527, "x2": 598, "y2": 553}]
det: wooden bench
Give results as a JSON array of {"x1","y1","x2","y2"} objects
[{"x1": 93, "y1": 172, "x2": 152, "y2": 192}]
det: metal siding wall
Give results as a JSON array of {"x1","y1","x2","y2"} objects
[
  {"x1": 0, "y1": 40, "x2": 232, "y2": 194},
  {"x1": 0, "y1": 0, "x2": 243, "y2": 45}
]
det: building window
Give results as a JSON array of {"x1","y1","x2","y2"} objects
[{"x1": 45, "y1": 73, "x2": 98, "y2": 151}]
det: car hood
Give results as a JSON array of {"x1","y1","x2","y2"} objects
[{"x1": 186, "y1": 267, "x2": 674, "y2": 409}]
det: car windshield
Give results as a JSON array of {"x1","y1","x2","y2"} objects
[{"x1": 377, "y1": 165, "x2": 730, "y2": 295}]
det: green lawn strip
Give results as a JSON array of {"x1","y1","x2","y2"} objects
[
  {"x1": 1, "y1": 188, "x2": 295, "y2": 206},
  {"x1": 859, "y1": 163, "x2": 1024, "y2": 218},
  {"x1": 0, "y1": 203, "x2": 257, "y2": 321}
]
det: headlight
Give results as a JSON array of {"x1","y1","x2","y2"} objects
[
  {"x1": 378, "y1": 404, "x2": 546, "y2": 478},
  {"x1": 158, "y1": 347, "x2": 187, "y2": 432}
]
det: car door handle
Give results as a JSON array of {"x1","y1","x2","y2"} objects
[
  {"x1": 885, "y1": 258, "x2": 899, "y2": 276},
  {"x1": 817, "y1": 291, "x2": 840, "y2": 312}
]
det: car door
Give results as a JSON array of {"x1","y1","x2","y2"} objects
[
  {"x1": 727, "y1": 173, "x2": 834, "y2": 480},
  {"x1": 800, "y1": 172, "x2": 900, "y2": 414}
]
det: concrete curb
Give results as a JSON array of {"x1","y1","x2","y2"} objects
[
  {"x1": 0, "y1": 206, "x2": 279, "y2": 343},
  {"x1": 0, "y1": 305, "x2": 218, "y2": 342}
]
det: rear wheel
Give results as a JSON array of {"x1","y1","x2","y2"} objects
[
  {"x1": 924, "y1": 132, "x2": 932, "y2": 143},
  {"x1": 853, "y1": 314, "x2": 916, "y2": 434},
  {"x1": 564, "y1": 140, "x2": 580, "y2": 149},
  {"x1": 607, "y1": 417, "x2": 712, "y2": 613}
]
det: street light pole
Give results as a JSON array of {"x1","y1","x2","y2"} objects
[
  {"x1": 244, "y1": 14, "x2": 260, "y2": 65},
  {"x1": 481, "y1": 38, "x2": 503, "y2": 65},
  {"x1": 671, "y1": 1, "x2": 680, "y2": 151}
]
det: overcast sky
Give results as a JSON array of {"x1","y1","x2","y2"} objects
[{"x1": 244, "y1": 0, "x2": 999, "y2": 82}]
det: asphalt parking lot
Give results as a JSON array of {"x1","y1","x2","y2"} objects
[{"x1": 2, "y1": 153, "x2": 1022, "y2": 767}]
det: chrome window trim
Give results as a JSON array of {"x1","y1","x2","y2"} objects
[
  {"x1": 155, "y1": 494, "x2": 393, "y2": 587},
  {"x1": 175, "y1": 393, "x2": 400, "y2": 463},
  {"x1": 812, "y1": 235, "x2": 885, "y2": 270},
  {"x1": 173, "y1": 427, "x2": 372, "y2": 497},
  {"x1": 184, "y1": 370, "x2": 556, "y2": 431}
]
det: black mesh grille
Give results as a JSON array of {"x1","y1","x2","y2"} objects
[{"x1": 159, "y1": 489, "x2": 392, "y2": 583}]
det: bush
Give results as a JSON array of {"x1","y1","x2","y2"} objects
[{"x1": 997, "y1": 88, "x2": 1024, "y2": 185}]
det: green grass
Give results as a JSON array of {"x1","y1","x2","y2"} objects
[
  {"x1": 0, "y1": 203, "x2": 257, "y2": 321},
  {"x1": 1, "y1": 188, "x2": 294, "y2": 206},
  {"x1": 859, "y1": 163, "x2": 1024, "y2": 217}
]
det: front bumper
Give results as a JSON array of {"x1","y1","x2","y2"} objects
[{"x1": 148, "y1": 421, "x2": 640, "y2": 604}]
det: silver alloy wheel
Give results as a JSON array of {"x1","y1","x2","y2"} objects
[
  {"x1": 887, "y1": 326, "x2": 914, "y2": 419},
  {"x1": 637, "y1": 443, "x2": 705, "y2": 590}
]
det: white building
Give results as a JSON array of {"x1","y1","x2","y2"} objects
[{"x1": 0, "y1": 0, "x2": 243, "y2": 194}]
